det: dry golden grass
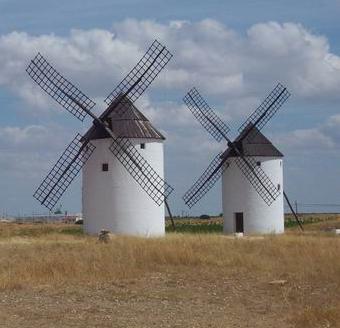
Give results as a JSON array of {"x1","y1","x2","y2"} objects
[
  {"x1": 0, "y1": 222, "x2": 340, "y2": 327},
  {"x1": 1, "y1": 224, "x2": 339, "y2": 289},
  {"x1": 292, "y1": 306, "x2": 340, "y2": 328}
]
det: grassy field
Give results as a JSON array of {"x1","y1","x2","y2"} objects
[{"x1": 0, "y1": 217, "x2": 340, "y2": 327}]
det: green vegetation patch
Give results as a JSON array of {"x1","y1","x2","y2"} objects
[
  {"x1": 166, "y1": 219, "x2": 223, "y2": 234},
  {"x1": 0, "y1": 223, "x2": 83, "y2": 239}
]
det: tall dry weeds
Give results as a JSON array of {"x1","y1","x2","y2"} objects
[{"x1": 0, "y1": 224, "x2": 340, "y2": 293}]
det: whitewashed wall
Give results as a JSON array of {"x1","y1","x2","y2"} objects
[
  {"x1": 82, "y1": 138, "x2": 165, "y2": 236},
  {"x1": 222, "y1": 156, "x2": 284, "y2": 234}
]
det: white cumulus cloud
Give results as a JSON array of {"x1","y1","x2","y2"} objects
[{"x1": 0, "y1": 19, "x2": 339, "y2": 120}]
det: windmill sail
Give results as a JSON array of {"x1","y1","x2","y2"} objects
[
  {"x1": 26, "y1": 53, "x2": 96, "y2": 121},
  {"x1": 183, "y1": 87, "x2": 230, "y2": 142},
  {"x1": 234, "y1": 156, "x2": 280, "y2": 206},
  {"x1": 110, "y1": 137, "x2": 173, "y2": 206},
  {"x1": 238, "y1": 83, "x2": 290, "y2": 138},
  {"x1": 183, "y1": 152, "x2": 228, "y2": 208},
  {"x1": 33, "y1": 134, "x2": 96, "y2": 210},
  {"x1": 104, "y1": 40, "x2": 172, "y2": 116}
]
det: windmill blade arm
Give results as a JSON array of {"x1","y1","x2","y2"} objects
[
  {"x1": 183, "y1": 87, "x2": 230, "y2": 142},
  {"x1": 109, "y1": 137, "x2": 173, "y2": 206},
  {"x1": 238, "y1": 83, "x2": 290, "y2": 138},
  {"x1": 33, "y1": 134, "x2": 96, "y2": 210},
  {"x1": 26, "y1": 53, "x2": 96, "y2": 121},
  {"x1": 183, "y1": 152, "x2": 228, "y2": 208},
  {"x1": 235, "y1": 155, "x2": 280, "y2": 206},
  {"x1": 104, "y1": 40, "x2": 172, "y2": 115}
]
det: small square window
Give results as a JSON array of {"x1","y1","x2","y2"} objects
[
  {"x1": 140, "y1": 143, "x2": 145, "y2": 149},
  {"x1": 256, "y1": 161, "x2": 261, "y2": 167},
  {"x1": 277, "y1": 184, "x2": 281, "y2": 191},
  {"x1": 102, "y1": 163, "x2": 109, "y2": 172},
  {"x1": 106, "y1": 118, "x2": 112, "y2": 129}
]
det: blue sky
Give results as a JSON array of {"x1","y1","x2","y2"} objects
[
  {"x1": 0, "y1": 0, "x2": 340, "y2": 216},
  {"x1": 1, "y1": 0, "x2": 339, "y2": 45}
]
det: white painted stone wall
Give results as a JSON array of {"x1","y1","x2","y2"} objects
[
  {"x1": 222, "y1": 156, "x2": 284, "y2": 234},
  {"x1": 82, "y1": 138, "x2": 165, "y2": 236}
]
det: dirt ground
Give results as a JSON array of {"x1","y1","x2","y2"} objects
[{"x1": 1, "y1": 271, "x2": 339, "y2": 328}]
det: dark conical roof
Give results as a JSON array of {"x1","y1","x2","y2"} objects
[
  {"x1": 221, "y1": 125, "x2": 283, "y2": 159},
  {"x1": 83, "y1": 97, "x2": 165, "y2": 141}
]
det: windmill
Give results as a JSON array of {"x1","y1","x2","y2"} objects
[
  {"x1": 27, "y1": 40, "x2": 176, "y2": 236},
  {"x1": 182, "y1": 84, "x2": 303, "y2": 233}
]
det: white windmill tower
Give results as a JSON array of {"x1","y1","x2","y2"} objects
[
  {"x1": 82, "y1": 99, "x2": 167, "y2": 235},
  {"x1": 221, "y1": 126, "x2": 284, "y2": 234},
  {"x1": 27, "y1": 40, "x2": 175, "y2": 236},
  {"x1": 182, "y1": 84, "x2": 303, "y2": 234}
]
